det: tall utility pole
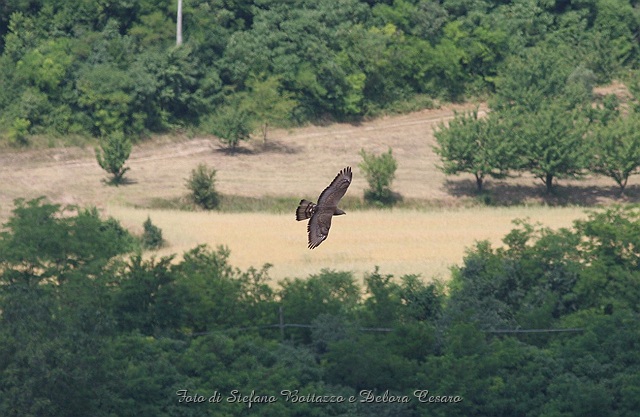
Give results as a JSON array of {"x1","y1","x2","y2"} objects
[{"x1": 176, "y1": 0, "x2": 183, "y2": 46}]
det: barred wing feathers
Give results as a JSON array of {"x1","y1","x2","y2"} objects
[
  {"x1": 307, "y1": 207, "x2": 334, "y2": 249},
  {"x1": 317, "y1": 166, "x2": 352, "y2": 208}
]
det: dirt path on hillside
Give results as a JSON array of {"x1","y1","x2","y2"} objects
[{"x1": 0, "y1": 101, "x2": 638, "y2": 222}]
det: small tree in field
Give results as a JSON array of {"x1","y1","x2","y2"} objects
[
  {"x1": 589, "y1": 112, "x2": 640, "y2": 195},
  {"x1": 95, "y1": 131, "x2": 132, "y2": 185},
  {"x1": 209, "y1": 104, "x2": 253, "y2": 153},
  {"x1": 242, "y1": 75, "x2": 297, "y2": 142},
  {"x1": 434, "y1": 110, "x2": 516, "y2": 193},
  {"x1": 514, "y1": 100, "x2": 588, "y2": 193},
  {"x1": 359, "y1": 147, "x2": 398, "y2": 205},
  {"x1": 186, "y1": 163, "x2": 220, "y2": 209}
]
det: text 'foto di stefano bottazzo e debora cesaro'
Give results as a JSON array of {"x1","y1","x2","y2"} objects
[{"x1": 176, "y1": 389, "x2": 463, "y2": 408}]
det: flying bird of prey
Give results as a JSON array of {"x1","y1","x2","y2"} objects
[{"x1": 296, "y1": 166, "x2": 352, "y2": 249}]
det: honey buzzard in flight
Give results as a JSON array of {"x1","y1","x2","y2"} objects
[{"x1": 296, "y1": 166, "x2": 352, "y2": 249}]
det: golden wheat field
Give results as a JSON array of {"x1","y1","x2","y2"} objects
[{"x1": 106, "y1": 204, "x2": 588, "y2": 283}]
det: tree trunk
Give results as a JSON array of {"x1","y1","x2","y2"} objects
[
  {"x1": 545, "y1": 173, "x2": 554, "y2": 194},
  {"x1": 618, "y1": 176, "x2": 628, "y2": 197},
  {"x1": 176, "y1": 0, "x2": 183, "y2": 46},
  {"x1": 475, "y1": 173, "x2": 484, "y2": 193}
]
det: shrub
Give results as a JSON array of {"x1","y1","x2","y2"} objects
[
  {"x1": 358, "y1": 147, "x2": 398, "y2": 205},
  {"x1": 8, "y1": 118, "x2": 31, "y2": 146},
  {"x1": 207, "y1": 104, "x2": 253, "y2": 153},
  {"x1": 186, "y1": 163, "x2": 220, "y2": 209},
  {"x1": 142, "y1": 216, "x2": 164, "y2": 249},
  {"x1": 95, "y1": 131, "x2": 132, "y2": 185}
]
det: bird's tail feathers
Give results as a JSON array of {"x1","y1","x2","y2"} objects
[{"x1": 296, "y1": 199, "x2": 316, "y2": 221}]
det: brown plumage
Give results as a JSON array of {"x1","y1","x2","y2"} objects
[{"x1": 296, "y1": 167, "x2": 352, "y2": 249}]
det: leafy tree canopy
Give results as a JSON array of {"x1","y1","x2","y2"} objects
[
  {"x1": 1, "y1": 0, "x2": 637, "y2": 141},
  {"x1": 1, "y1": 198, "x2": 640, "y2": 416}
]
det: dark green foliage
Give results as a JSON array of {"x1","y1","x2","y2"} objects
[
  {"x1": 170, "y1": 245, "x2": 275, "y2": 333},
  {"x1": 0, "y1": 198, "x2": 136, "y2": 417},
  {"x1": 142, "y1": 216, "x2": 164, "y2": 250},
  {"x1": 492, "y1": 44, "x2": 581, "y2": 113},
  {"x1": 359, "y1": 147, "x2": 398, "y2": 205},
  {"x1": 432, "y1": 43, "x2": 602, "y2": 194},
  {"x1": 2, "y1": 0, "x2": 638, "y2": 141},
  {"x1": 3, "y1": 202, "x2": 640, "y2": 415},
  {"x1": 95, "y1": 131, "x2": 132, "y2": 185},
  {"x1": 185, "y1": 163, "x2": 220, "y2": 210},
  {"x1": 0, "y1": 198, "x2": 135, "y2": 278},
  {"x1": 279, "y1": 269, "x2": 360, "y2": 343}
]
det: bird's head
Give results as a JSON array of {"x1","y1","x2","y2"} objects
[{"x1": 334, "y1": 208, "x2": 346, "y2": 216}]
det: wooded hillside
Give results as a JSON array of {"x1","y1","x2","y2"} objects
[{"x1": 1, "y1": 0, "x2": 638, "y2": 141}]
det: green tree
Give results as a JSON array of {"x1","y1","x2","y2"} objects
[
  {"x1": 77, "y1": 64, "x2": 134, "y2": 137},
  {"x1": 14, "y1": 38, "x2": 74, "y2": 94},
  {"x1": 278, "y1": 269, "x2": 360, "y2": 343},
  {"x1": 359, "y1": 147, "x2": 398, "y2": 205},
  {"x1": 588, "y1": 111, "x2": 640, "y2": 194},
  {"x1": 242, "y1": 74, "x2": 297, "y2": 142},
  {"x1": 513, "y1": 100, "x2": 588, "y2": 193},
  {"x1": 586, "y1": 0, "x2": 638, "y2": 78},
  {"x1": 323, "y1": 332, "x2": 417, "y2": 393},
  {"x1": 207, "y1": 103, "x2": 253, "y2": 153},
  {"x1": 434, "y1": 109, "x2": 515, "y2": 192},
  {"x1": 186, "y1": 163, "x2": 220, "y2": 210},
  {"x1": 0, "y1": 198, "x2": 135, "y2": 278},
  {"x1": 111, "y1": 254, "x2": 178, "y2": 334},
  {"x1": 422, "y1": 29, "x2": 468, "y2": 100},
  {"x1": 0, "y1": 198, "x2": 136, "y2": 417},
  {"x1": 362, "y1": 267, "x2": 403, "y2": 326},
  {"x1": 492, "y1": 44, "x2": 586, "y2": 113},
  {"x1": 95, "y1": 131, "x2": 132, "y2": 185},
  {"x1": 170, "y1": 245, "x2": 274, "y2": 333},
  {"x1": 572, "y1": 206, "x2": 640, "y2": 312}
]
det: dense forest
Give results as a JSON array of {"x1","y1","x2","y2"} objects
[
  {"x1": 0, "y1": 0, "x2": 639, "y2": 142},
  {"x1": 1, "y1": 198, "x2": 640, "y2": 416}
]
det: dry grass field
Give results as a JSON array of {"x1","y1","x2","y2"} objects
[
  {"x1": 1, "y1": 99, "x2": 637, "y2": 282},
  {"x1": 106, "y1": 204, "x2": 588, "y2": 283}
]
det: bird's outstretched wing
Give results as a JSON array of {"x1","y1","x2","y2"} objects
[
  {"x1": 307, "y1": 207, "x2": 334, "y2": 249},
  {"x1": 316, "y1": 167, "x2": 352, "y2": 208}
]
